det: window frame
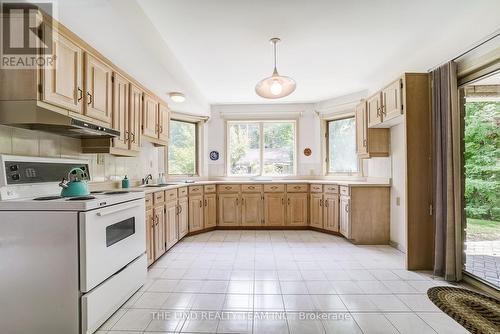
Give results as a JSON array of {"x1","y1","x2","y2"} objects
[
  {"x1": 167, "y1": 118, "x2": 199, "y2": 177},
  {"x1": 323, "y1": 114, "x2": 361, "y2": 176},
  {"x1": 225, "y1": 119, "x2": 298, "y2": 177}
]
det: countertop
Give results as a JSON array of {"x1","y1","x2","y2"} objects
[{"x1": 128, "y1": 179, "x2": 391, "y2": 194}]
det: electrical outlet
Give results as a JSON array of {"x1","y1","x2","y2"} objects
[{"x1": 396, "y1": 197, "x2": 401, "y2": 206}]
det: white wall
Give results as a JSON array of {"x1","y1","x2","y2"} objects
[
  {"x1": 206, "y1": 103, "x2": 322, "y2": 177},
  {"x1": 389, "y1": 122, "x2": 406, "y2": 252}
]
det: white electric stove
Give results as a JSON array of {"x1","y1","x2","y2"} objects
[{"x1": 0, "y1": 155, "x2": 147, "y2": 334}]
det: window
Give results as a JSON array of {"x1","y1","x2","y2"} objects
[
  {"x1": 227, "y1": 121, "x2": 296, "y2": 176},
  {"x1": 168, "y1": 120, "x2": 197, "y2": 175},
  {"x1": 326, "y1": 117, "x2": 359, "y2": 174}
]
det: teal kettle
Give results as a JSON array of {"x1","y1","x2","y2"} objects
[{"x1": 59, "y1": 167, "x2": 90, "y2": 197}]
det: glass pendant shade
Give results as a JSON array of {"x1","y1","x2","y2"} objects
[{"x1": 255, "y1": 38, "x2": 296, "y2": 99}]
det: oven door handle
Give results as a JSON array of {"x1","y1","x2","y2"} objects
[{"x1": 96, "y1": 203, "x2": 142, "y2": 217}]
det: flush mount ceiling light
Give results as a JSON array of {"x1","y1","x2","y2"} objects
[
  {"x1": 255, "y1": 37, "x2": 296, "y2": 99},
  {"x1": 168, "y1": 92, "x2": 186, "y2": 103}
]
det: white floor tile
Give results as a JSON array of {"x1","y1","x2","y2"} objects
[
  {"x1": 397, "y1": 294, "x2": 441, "y2": 312},
  {"x1": 351, "y1": 313, "x2": 399, "y2": 334},
  {"x1": 385, "y1": 313, "x2": 437, "y2": 334},
  {"x1": 112, "y1": 308, "x2": 153, "y2": 331},
  {"x1": 417, "y1": 312, "x2": 470, "y2": 334}
]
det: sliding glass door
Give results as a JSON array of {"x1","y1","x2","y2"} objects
[{"x1": 461, "y1": 71, "x2": 500, "y2": 289}]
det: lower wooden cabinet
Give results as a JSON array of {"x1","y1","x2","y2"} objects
[
  {"x1": 324, "y1": 194, "x2": 339, "y2": 232},
  {"x1": 145, "y1": 208, "x2": 155, "y2": 266},
  {"x1": 218, "y1": 193, "x2": 240, "y2": 226},
  {"x1": 178, "y1": 196, "x2": 189, "y2": 239},
  {"x1": 286, "y1": 193, "x2": 308, "y2": 226},
  {"x1": 204, "y1": 193, "x2": 217, "y2": 228},
  {"x1": 264, "y1": 192, "x2": 285, "y2": 226},
  {"x1": 165, "y1": 200, "x2": 178, "y2": 250},
  {"x1": 153, "y1": 205, "x2": 166, "y2": 260},
  {"x1": 309, "y1": 193, "x2": 323, "y2": 228},
  {"x1": 241, "y1": 193, "x2": 263, "y2": 226},
  {"x1": 339, "y1": 195, "x2": 350, "y2": 237},
  {"x1": 189, "y1": 195, "x2": 204, "y2": 232}
]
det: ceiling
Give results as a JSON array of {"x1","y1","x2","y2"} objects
[{"x1": 56, "y1": 0, "x2": 500, "y2": 113}]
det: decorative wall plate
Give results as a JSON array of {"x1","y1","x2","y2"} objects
[
  {"x1": 303, "y1": 148, "x2": 312, "y2": 156},
  {"x1": 209, "y1": 151, "x2": 220, "y2": 161}
]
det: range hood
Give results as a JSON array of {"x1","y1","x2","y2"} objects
[{"x1": 0, "y1": 104, "x2": 119, "y2": 138}]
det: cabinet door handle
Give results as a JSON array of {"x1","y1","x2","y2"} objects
[
  {"x1": 363, "y1": 139, "x2": 367, "y2": 147},
  {"x1": 287, "y1": 198, "x2": 290, "y2": 205},
  {"x1": 241, "y1": 198, "x2": 245, "y2": 205},
  {"x1": 199, "y1": 200, "x2": 202, "y2": 208},
  {"x1": 204, "y1": 199, "x2": 207, "y2": 206},
  {"x1": 130, "y1": 132, "x2": 136, "y2": 143},
  {"x1": 159, "y1": 125, "x2": 163, "y2": 133},
  {"x1": 320, "y1": 199, "x2": 323, "y2": 207},
  {"x1": 87, "y1": 92, "x2": 92, "y2": 105},
  {"x1": 77, "y1": 87, "x2": 83, "y2": 102},
  {"x1": 155, "y1": 215, "x2": 159, "y2": 225},
  {"x1": 345, "y1": 204, "x2": 349, "y2": 212},
  {"x1": 225, "y1": 186, "x2": 231, "y2": 190},
  {"x1": 248, "y1": 186, "x2": 255, "y2": 190},
  {"x1": 376, "y1": 107, "x2": 380, "y2": 117},
  {"x1": 271, "y1": 186, "x2": 277, "y2": 189},
  {"x1": 281, "y1": 198, "x2": 284, "y2": 205},
  {"x1": 325, "y1": 200, "x2": 329, "y2": 207}
]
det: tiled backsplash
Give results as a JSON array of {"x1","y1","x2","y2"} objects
[{"x1": 0, "y1": 125, "x2": 164, "y2": 184}]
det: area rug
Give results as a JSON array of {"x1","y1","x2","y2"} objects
[{"x1": 427, "y1": 286, "x2": 500, "y2": 334}]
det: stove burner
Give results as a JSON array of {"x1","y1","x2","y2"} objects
[
  {"x1": 33, "y1": 196, "x2": 62, "y2": 201},
  {"x1": 90, "y1": 191, "x2": 104, "y2": 194},
  {"x1": 66, "y1": 196, "x2": 96, "y2": 201},
  {"x1": 103, "y1": 191, "x2": 129, "y2": 195}
]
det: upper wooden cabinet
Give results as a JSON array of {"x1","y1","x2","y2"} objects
[
  {"x1": 141, "y1": 94, "x2": 170, "y2": 146},
  {"x1": 111, "y1": 73, "x2": 129, "y2": 151},
  {"x1": 128, "y1": 84, "x2": 142, "y2": 152},
  {"x1": 381, "y1": 79, "x2": 403, "y2": 122},
  {"x1": 142, "y1": 93, "x2": 158, "y2": 140},
  {"x1": 84, "y1": 53, "x2": 112, "y2": 124},
  {"x1": 355, "y1": 101, "x2": 389, "y2": 159},
  {"x1": 158, "y1": 103, "x2": 170, "y2": 143},
  {"x1": 42, "y1": 30, "x2": 83, "y2": 113},
  {"x1": 367, "y1": 93, "x2": 382, "y2": 128},
  {"x1": 368, "y1": 78, "x2": 404, "y2": 128}
]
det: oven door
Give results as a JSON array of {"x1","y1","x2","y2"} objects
[{"x1": 79, "y1": 199, "x2": 145, "y2": 292}]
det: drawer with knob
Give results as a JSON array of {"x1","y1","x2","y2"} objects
[
  {"x1": 310, "y1": 184, "x2": 323, "y2": 193},
  {"x1": 178, "y1": 187, "x2": 188, "y2": 197},
  {"x1": 204, "y1": 184, "x2": 216, "y2": 193},
  {"x1": 339, "y1": 186, "x2": 350, "y2": 196},
  {"x1": 165, "y1": 189, "x2": 178, "y2": 202},
  {"x1": 286, "y1": 184, "x2": 308, "y2": 192},
  {"x1": 188, "y1": 185, "x2": 203, "y2": 195},
  {"x1": 241, "y1": 184, "x2": 263, "y2": 192},
  {"x1": 324, "y1": 185, "x2": 339, "y2": 194},
  {"x1": 145, "y1": 193, "x2": 153, "y2": 209},
  {"x1": 264, "y1": 184, "x2": 285, "y2": 192},
  {"x1": 218, "y1": 184, "x2": 241, "y2": 193},
  {"x1": 153, "y1": 191, "x2": 165, "y2": 205}
]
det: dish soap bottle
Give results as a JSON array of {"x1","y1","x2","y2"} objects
[{"x1": 121, "y1": 175, "x2": 130, "y2": 189}]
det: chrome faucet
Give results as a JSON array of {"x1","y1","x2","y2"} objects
[{"x1": 142, "y1": 174, "x2": 153, "y2": 185}]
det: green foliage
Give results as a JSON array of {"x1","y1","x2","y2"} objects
[
  {"x1": 464, "y1": 101, "x2": 499, "y2": 221},
  {"x1": 168, "y1": 120, "x2": 196, "y2": 175}
]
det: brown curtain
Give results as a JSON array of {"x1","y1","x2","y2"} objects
[{"x1": 431, "y1": 62, "x2": 462, "y2": 281}]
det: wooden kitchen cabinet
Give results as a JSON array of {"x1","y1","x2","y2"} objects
[
  {"x1": 142, "y1": 93, "x2": 159, "y2": 140},
  {"x1": 286, "y1": 193, "x2": 308, "y2": 226},
  {"x1": 367, "y1": 92, "x2": 382, "y2": 128},
  {"x1": 381, "y1": 79, "x2": 403, "y2": 122},
  {"x1": 324, "y1": 194, "x2": 339, "y2": 232},
  {"x1": 188, "y1": 195, "x2": 204, "y2": 232},
  {"x1": 111, "y1": 73, "x2": 129, "y2": 150},
  {"x1": 158, "y1": 102, "x2": 170, "y2": 143},
  {"x1": 204, "y1": 193, "x2": 217, "y2": 228},
  {"x1": 339, "y1": 195, "x2": 350, "y2": 237},
  {"x1": 42, "y1": 30, "x2": 83, "y2": 113},
  {"x1": 309, "y1": 192, "x2": 323, "y2": 228},
  {"x1": 153, "y1": 205, "x2": 166, "y2": 260},
  {"x1": 145, "y1": 208, "x2": 155, "y2": 266},
  {"x1": 241, "y1": 193, "x2": 263, "y2": 226},
  {"x1": 165, "y1": 200, "x2": 178, "y2": 250},
  {"x1": 355, "y1": 101, "x2": 389, "y2": 159},
  {"x1": 84, "y1": 53, "x2": 112, "y2": 124},
  {"x1": 264, "y1": 192, "x2": 285, "y2": 226},
  {"x1": 128, "y1": 84, "x2": 142, "y2": 151},
  {"x1": 178, "y1": 196, "x2": 189, "y2": 239},
  {"x1": 218, "y1": 193, "x2": 240, "y2": 226}
]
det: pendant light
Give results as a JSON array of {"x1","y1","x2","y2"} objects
[{"x1": 255, "y1": 37, "x2": 296, "y2": 99}]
